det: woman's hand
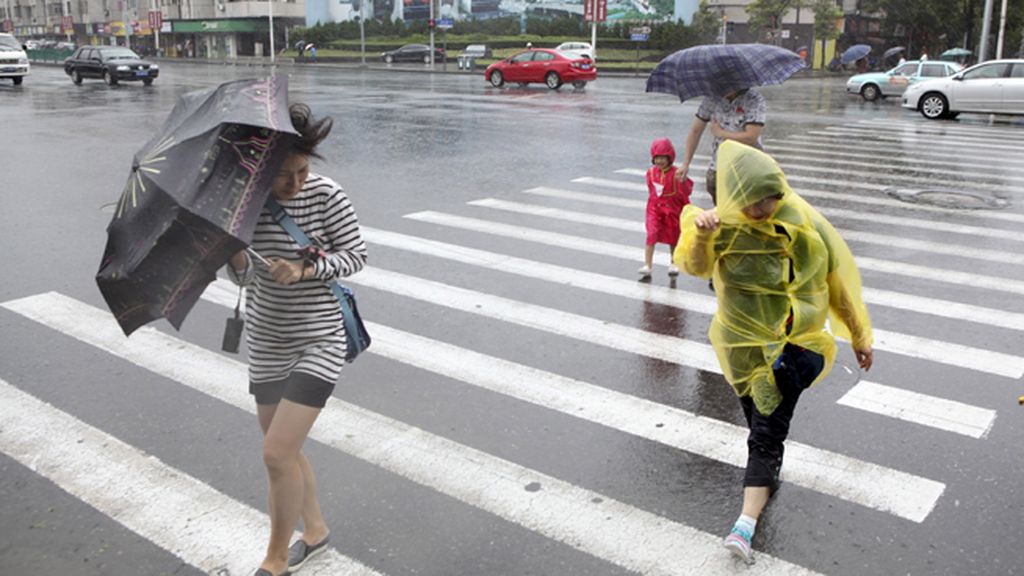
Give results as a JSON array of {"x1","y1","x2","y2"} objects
[
  {"x1": 709, "y1": 121, "x2": 725, "y2": 138},
  {"x1": 268, "y1": 258, "x2": 306, "y2": 285},
  {"x1": 854, "y1": 345, "x2": 873, "y2": 371},
  {"x1": 675, "y1": 164, "x2": 690, "y2": 183},
  {"x1": 229, "y1": 251, "x2": 248, "y2": 272},
  {"x1": 694, "y1": 209, "x2": 720, "y2": 233}
]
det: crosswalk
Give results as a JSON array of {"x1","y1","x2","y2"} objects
[{"x1": 2, "y1": 113, "x2": 1022, "y2": 576}]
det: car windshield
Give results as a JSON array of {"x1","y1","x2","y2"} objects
[
  {"x1": 0, "y1": 36, "x2": 21, "y2": 50},
  {"x1": 103, "y1": 48, "x2": 139, "y2": 60}
]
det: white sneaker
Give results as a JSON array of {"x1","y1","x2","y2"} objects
[
  {"x1": 667, "y1": 265, "x2": 679, "y2": 277},
  {"x1": 637, "y1": 265, "x2": 652, "y2": 277}
]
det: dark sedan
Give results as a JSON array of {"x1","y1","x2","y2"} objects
[
  {"x1": 64, "y1": 46, "x2": 159, "y2": 86},
  {"x1": 381, "y1": 43, "x2": 445, "y2": 64}
]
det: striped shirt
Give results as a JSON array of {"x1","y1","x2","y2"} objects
[{"x1": 228, "y1": 173, "x2": 368, "y2": 384}]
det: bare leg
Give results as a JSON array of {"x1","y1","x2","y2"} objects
[
  {"x1": 256, "y1": 405, "x2": 329, "y2": 546},
  {"x1": 644, "y1": 244, "x2": 655, "y2": 268},
  {"x1": 741, "y1": 486, "x2": 771, "y2": 520},
  {"x1": 257, "y1": 400, "x2": 323, "y2": 575}
]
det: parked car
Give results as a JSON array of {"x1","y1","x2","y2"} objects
[
  {"x1": 0, "y1": 33, "x2": 30, "y2": 85},
  {"x1": 381, "y1": 44, "x2": 445, "y2": 64},
  {"x1": 64, "y1": 46, "x2": 159, "y2": 86},
  {"x1": 902, "y1": 59, "x2": 1024, "y2": 119},
  {"x1": 846, "y1": 60, "x2": 962, "y2": 101},
  {"x1": 485, "y1": 48, "x2": 596, "y2": 90},
  {"x1": 554, "y1": 41, "x2": 594, "y2": 60}
]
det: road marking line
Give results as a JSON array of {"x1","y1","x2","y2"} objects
[
  {"x1": 834, "y1": 123, "x2": 1024, "y2": 145},
  {"x1": 479, "y1": 192, "x2": 1024, "y2": 264},
  {"x1": 1, "y1": 292, "x2": 820, "y2": 575},
  {"x1": 765, "y1": 143, "x2": 1024, "y2": 179},
  {"x1": 836, "y1": 381, "x2": 997, "y2": 439},
  {"x1": 776, "y1": 134, "x2": 1011, "y2": 163},
  {"x1": 855, "y1": 118, "x2": 1024, "y2": 140},
  {"x1": 223, "y1": 279, "x2": 949, "y2": 523},
  {"x1": 505, "y1": 189, "x2": 1024, "y2": 243},
  {"x1": 403, "y1": 211, "x2": 1024, "y2": 378},
  {"x1": 817, "y1": 126, "x2": 1015, "y2": 151},
  {"x1": 614, "y1": 167, "x2": 1024, "y2": 226},
  {"x1": 365, "y1": 226, "x2": 1024, "y2": 334},
  {"x1": 0, "y1": 378, "x2": 382, "y2": 576}
]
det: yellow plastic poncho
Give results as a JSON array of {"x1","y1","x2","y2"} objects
[{"x1": 674, "y1": 140, "x2": 872, "y2": 415}]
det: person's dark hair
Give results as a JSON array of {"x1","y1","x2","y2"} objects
[{"x1": 289, "y1": 103, "x2": 333, "y2": 160}]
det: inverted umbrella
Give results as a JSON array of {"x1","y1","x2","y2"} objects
[
  {"x1": 840, "y1": 44, "x2": 871, "y2": 65},
  {"x1": 645, "y1": 43, "x2": 805, "y2": 102},
  {"x1": 96, "y1": 77, "x2": 298, "y2": 336},
  {"x1": 882, "y1": 46, "x2": 905, "y2": 61},
  {"x1": 940, "y1": 47, "x2": 972, "y2": 60}
]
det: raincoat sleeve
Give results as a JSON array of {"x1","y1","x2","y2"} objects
[
  {"x1": 814, "y1": 214, "x2": 873, "y2": 349},
  {"x1": 226, "y1": 254, "x2": 256, "y2": 287},
  {"x1": 310, "y1": 183, "x2": 368, "y2": 282},
  {"x1": 674, "y1": 204, "x2": 717, "y2": 279}
]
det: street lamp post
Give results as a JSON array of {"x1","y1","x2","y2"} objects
[
  {"x1": 268, "y1": 0, "x2": 275, "y2": 64},
  {"x1": 429, "y1": 0, "x2": 435, "y2": 66}
]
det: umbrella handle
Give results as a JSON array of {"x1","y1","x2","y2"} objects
[{"x1": 246, "y1": 247, "x2": 272, "y2": 267}]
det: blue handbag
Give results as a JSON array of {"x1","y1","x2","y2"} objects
[{"x1": 265, "y1": 198, "x2": 371, "y2": 361}]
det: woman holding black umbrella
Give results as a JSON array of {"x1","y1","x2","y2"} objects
[{"x1": 228, "y1": 103, "x2": 368, "y2": 576}]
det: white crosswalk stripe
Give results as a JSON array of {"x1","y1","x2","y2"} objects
[
  {"x1": 836, "y1": 381, "x2": 997, "y2": 439},
  {"x1": 5, "y1": 111, "x2": 1022, "y2": 576},
  {"x1": 193, "y1": 278, "x2": 945, "y2": 522},
  {"x1": 0, "y1": 377, "x2": 384, "y2": 576},
  {"x1": 403, "y1": 211, "x2": 1024, "y2": 378},
  {"x1": 0, "y1": 292, "x2": 820, "y2": 576}
]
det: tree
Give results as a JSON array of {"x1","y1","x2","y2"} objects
[
  {"x1": 690, "y1": 0, "x2": 721, "y2": 44},
  {"x1": 746, "y1": 0, "x2": 800, "y2": 44},
  {"x1": 811, "y1": 0, "x2": 841, "y2": 63}
]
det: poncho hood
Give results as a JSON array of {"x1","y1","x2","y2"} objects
[{"x1": 650, "y1": 138, "x2": 676, "y2": 165}]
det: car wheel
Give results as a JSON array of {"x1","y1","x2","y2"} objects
[
  {"x1": 489, "y1": 70, "x2": 504, "y2": 87},
  {"x1": 72, "y1": 70, "x2": 83, "y2": 84},
  {"x1": 12, "y1": 76, "x2": 22, "y2": 85},
  {"x1": 384, "y1": 55, "x2": 393, "y2": 64},
  {"x1": 104, "y1": 70, "x2": 117, "y2": 86},
  {"x1": 143, "y1": 78, "x2": 153, "y2": 86},
  {"x1": 572, "y1": 80, "x2": 587, "y2": 89},
  {"x1": 423, "y1": 54, "x2": 431, "y2": 64},
  {"x1": 545, "y1": 71, "x2": 562, "y2": 90},
  {"x1": 860, "y1": 84, "x2": 880, "y2": 101},
  {"x1": 920, "y1": 92, "x2": 949, "y2": 120}
]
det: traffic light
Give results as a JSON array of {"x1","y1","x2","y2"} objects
[{"x1": 351, "y1": 0, "x2": 360, "y2": 12}]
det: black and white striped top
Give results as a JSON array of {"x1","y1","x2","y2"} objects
[{"x1": 229, "y1": 174, "x2": 368, "y2": 349}]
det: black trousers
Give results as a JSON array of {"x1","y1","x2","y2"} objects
[{"x1": 739, "y1": 344, "x2": 825, "y2": 489}]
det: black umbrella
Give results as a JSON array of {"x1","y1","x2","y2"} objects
[{"x1": 97, "y1": 77, "x2": 298, "y2": 336}]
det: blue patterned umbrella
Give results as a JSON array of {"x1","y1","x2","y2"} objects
[
  {"x1": 645, "y1": 43, "x2": 805, "y2": 102},
  {"x1": 940, "y1": 47, "x2": 972, "y2": 60},
  {"x1": 841, "y1": 44, "x2": 871, "y2": 65}
]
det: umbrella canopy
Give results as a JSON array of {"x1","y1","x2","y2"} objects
[
  {"x1": 645, "y1": 43, "x2": 805, "y2": 102},
  {"x1": 840, "y1": 44, "x2": 871, "y2": 65},
  {"x1": 940, "y1": 47, "x2": 972, "y2": 60},
  {"x1": 882, "y1": 46, "x2": 905, "y2": 60},
  {"x1": 96, "y1": 77, "x2": 298, "y2": 336}
]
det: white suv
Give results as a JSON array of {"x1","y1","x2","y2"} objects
[
  {"x1": 0, "y1": 33, "x2": 30, "y2": 85},
  {"x1": 902, "y1": 58, "x2": 1024, "y2": 119}
]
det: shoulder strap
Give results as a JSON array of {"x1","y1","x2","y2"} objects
[{"x1": 265, "y1": 197, "x2": 312, "y2": 248}]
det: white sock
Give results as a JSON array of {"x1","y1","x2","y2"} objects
[{"x1": 733, "y1": 514, "x2": 757, "y2": 540}]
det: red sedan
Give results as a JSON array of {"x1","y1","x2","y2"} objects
[{"x1": 485, "y1": 49, "x2": 597, "y2": 90}]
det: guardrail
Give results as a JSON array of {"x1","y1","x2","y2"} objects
[{"x1": 26, "y1": 48, "x2": 75, "y2": 63}]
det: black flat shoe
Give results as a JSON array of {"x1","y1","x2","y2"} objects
[{"x1": 288, "y1": 534, "x2": 330, "y2": 571}]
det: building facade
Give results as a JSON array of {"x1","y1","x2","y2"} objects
[{"x1": 1, "y1": 0, "x2": 303, "y2": 58}]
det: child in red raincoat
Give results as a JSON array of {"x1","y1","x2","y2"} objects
[{"x1": 640, "y1": 138, "x2": 693, "y2": 278}]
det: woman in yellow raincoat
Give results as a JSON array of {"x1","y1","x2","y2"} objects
[{"x1": 674, "y1": 140, "x2": 873, "y2": 563}]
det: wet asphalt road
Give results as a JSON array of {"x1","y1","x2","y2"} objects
[{"x1": 1, "y1": 61, "x2": 1024, "y2": 576}]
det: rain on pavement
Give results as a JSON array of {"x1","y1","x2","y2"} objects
[{"x1": 2, "y1": 61, "x2": 1023, "y2": 576}]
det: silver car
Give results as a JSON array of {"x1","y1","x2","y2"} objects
[{"x1": 902, "y1": 59, "x2": 1024, "y2": 119}]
